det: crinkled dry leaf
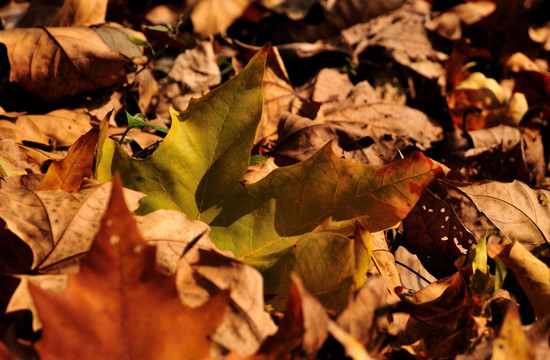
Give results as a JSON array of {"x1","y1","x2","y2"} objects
[
  {"x1": 493, "y1": 305, "x2": 533, "y2": 360},
  {"x1": 30, "y1": 175, "x2": 229, "y2": 360},
  {"x1": 275, "y1": 81, "x2": 443, "y2": 164},
  {"x1": 0, "y1": 109, "x2": 92, "y2": 148},
  {"x1": 0, "y1": 27, "x2": 130, "y2": 101},
  {"x1": 168, "y1": 40, "x2": 221, "y2": 92},
  {"x1": 36, "y1": 128, "x2": 99, "y2": 192},
  {"x1": 49, "y1": 0, "x2": 107, "y2": 26},
  {"x1": 488, "y1": 239, "x2": 550, "y2": 319},
  {"x1": 190, "y1": 0, "x2": 250, "y2": 36},
  {"x1": 98, "y1": 46, "x2": 447, "y2": 311},
  {"x1": 0, "y1": 181, "x2": 143, "y2": 273},
  {"x1": 395, "y1": 272, "x2": 476, "y2": 358},
  {"x1": 425, "y1": 1, "x2": 496, "y2": 41},
  {"x1": 450, "y1": 180, "x2": 550, "y2": 262},
  {"x1": 178, "y1": 248, "x2": 277, "y2": 356},
  {"x1": 337, "y1": 276, "x2": 399, "y2": 354},
  {"x1": 342, "y1": 3, "x2": 446, "y2": 80},
  {"x1": 403, "y1": 188, "x2": 476, "y2": 278}
]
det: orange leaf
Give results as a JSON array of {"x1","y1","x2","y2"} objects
[
  {"x1": 29, "y1": 175, "x2": 228, "y2": 359},
  {"x1": 36, "y1": 128, "x2": 99, "y2": 192}
]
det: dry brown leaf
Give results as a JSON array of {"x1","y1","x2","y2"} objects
[
  {"x1": 0, "y1": 109, "x2": 92, "y2": 149},
  {"x1": 403, "y1": 188, "x2": 476, "y2": 278},
  {"x1": 337, "y1": 276, "x2": 400, "y2": 355},
  {"x1": 275, "y1": 81, "x2": 443, "y2": 164},
  {"x1": 36, "y1": 128, "x2": 99, "y2": 192},
  {"x1": 492, "y1": 305, "x2": 533, "y2": 360},
  {"x1": 135, "y1": 69, "x2": 158, "y2": 113},
  {"x1": 0, "y1": 181, "x2": 143, "y2": 274},
  {"x1": 189, "y1": 0, "x2": 250, "y2": 37},
  {"x1": 168, "y1": 40, "x2": 221, "y2": 92},
  {"x1": 49, "y1": 0, "x2": 107, "y2": 26},
  {"x1": 0, "y1": 27, "x2": 130, "y2": 101},
  {"x1": 0, "y1": 140, "x2": 56, "y2": 176},
  {"x1": 341, "y1": 3, "x2": 446, "y2": 80},
  {"x1": 311, "y1": 68, "x2": 354, "y2": 104},
  {"x1": 271, "y1": 0, "x2": 405, "y2": 43},
  {"x1": 178, "y1": 248, "x2": 277, "y2": 356},
  {"x1": 241, "y1": 272, "x2": 329, "y2": 359},
  {"x1": 255, "y1": 47, "x2": 312, "y2": 143},
  {"x1": 450, "y1": 180, "x2": 550, "y2": 262},
  {"x1": 395, "y1": 271, "x2": 476, "y2": 358},
  {"x1": 488, "y1": 239, "x2": 550, "y2": 319},
  {"x1": 29, "y1": 175, "x2": 229, "y2": 359},
  {"x1": 370, "y1": 231, "x2": 403, "y2": 298},
  {"x1": 394, "y1": 247, "x2": 437, "y2": 292},
  {"x1": 425, "y1": 1, "x2": 496, "y2": 41}
]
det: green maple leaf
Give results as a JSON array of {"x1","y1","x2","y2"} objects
[{"x1": 97, "y1": 45, "x2": 447, "y2": 310}]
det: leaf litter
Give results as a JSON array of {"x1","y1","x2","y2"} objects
[{"x1": 0, "y1": 0, "x2": 550, "y2": 358}]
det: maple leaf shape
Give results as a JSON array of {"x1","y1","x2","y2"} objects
[
  {"x1": 29, "y1": 176, "x2": 228, "y2": 359},
  {"x1": 97, "y1": 45, "x2": 448, "y2": 311}
]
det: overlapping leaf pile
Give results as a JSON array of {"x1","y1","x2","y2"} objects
[{"x1": 1, "y1": 0, "x2": 550, "y2": 359}]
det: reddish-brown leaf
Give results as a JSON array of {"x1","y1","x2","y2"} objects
[
  {"x1": 36, "y1": 128, "x2": 99, "y2": 192},
  {"x1": 29, "y1": 175, "x2": 229, "y2": 359}
]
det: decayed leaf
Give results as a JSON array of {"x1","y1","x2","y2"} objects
[
  {"x1": 337, "y1": 276, "x2": 399, "y2": 355},
  {"x1": 275, "y1": 81, "x2": 443, "y2": 164},
  {"x1": 0, "y1": 27, "x2": 130, "y2": 101},
  {"x1": 29, "y1": 175, "x2": 229, "y2": 359},
  {"x1": 488, "y1": 239, "x2": 550, "y2": 319},
  {"x1": 36, "y1": 128, "x2": 99, "y2": 192},
  {"x1": 168, "y1": 40, "x2": 221, "y2": 92},
  {"x1": 403, "y1": 188, "x2": 476, "y2": 278},
  {"x1": 492, "y1": 305, "x2": 533, "y2": 360},
  {"x1": 395, "y1": 271, "x2": 476, "y2": 358},
  {"x1": 341, "y1": 3, "x2": 446, "y2": 80},
  {"x1": 0, "y1": 109, "x2": 92, "y2": 148},
  {"x1": 255, "y1": 46, "x2": 312, "y2": 143},
  {"x1": 242, "y1": 272, "x2": 329, "y2": 359},
  {"x1": 450, "y1": 180, "x2": 550, "y2": 262},
  {"x1": 0, "y1": 181, "x2": 143, "y2": 273},
  {"x1": 178, "y1": 247, "x2": 277, "y2": 356},
  {"x1": 98, "y1": 46, "x2": 447, "y2": 309}
]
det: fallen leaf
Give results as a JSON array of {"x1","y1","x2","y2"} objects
[
  {"x1": 272, "y1": 0, "x2": 405, "y2": 43},
  {"x1": 447, "y1": 72, "x2": 504, "y2": 130},
  {"x1": 98, "y1": 46, "x2": 447, "y2": 309},
  {"x1": 403, "y1": 188, "x2": 476, "y2": 278},
  {"x1": 0, "y1": 27, "x2": 130, "y2": 101},
  {"x1": 394, "y1": 246, "x2": 437, "y2": 292},
  {"x1": 488, "y1": 239, "x2": 550, "y2": 319},
  {"x1": 425, "y1": 1, "x2": 496, "y2": 41},
  {"x1": 168, "y1": 40, "x2": 221, "y2": 92},
  {"x1": 337, "y1": 276, "x2": 399, "y2": 355},
  {"x1": 0, "y1": 109, "x2": 92, "y2": 149},
  {"x1": 36, "y1": 128, "x2": 99, "y2": 192},
  {"x1": 370, "y1": 231, "x2": 403, "y2": 298},
  {"x1": 492, "y1": 305, "x2": 533, "y2": 360},
  {"x1": 341, "y1": 3, "x2": 446, "y2": 80},
  {"x1": 49, "y1": 0, "x2": 107, "y2": 26},
  {"x1": 0, "y1": 181, "x2": 143, "y2": 274},
  {"x1": 189, "y1": 0, "x2": 250, "y2": 36},
  {"x1": 246, "y1": 272, "x2": 329, "y2": 359},
  {"x1": 449, "y1": 180, "x2": 550, "y2": 262},
  {"x1": 30, "y1": 175, "x2": 229, "y2": 359},
  {"x1": 177, "y1": 247, "x2": 277, "y2": 356},
  {"x1": 275, "y1": 81, "x2": 443, "y2": 164},
  {"x1": 395, "y1": 271, "x2": 476, "y2": 358}
]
